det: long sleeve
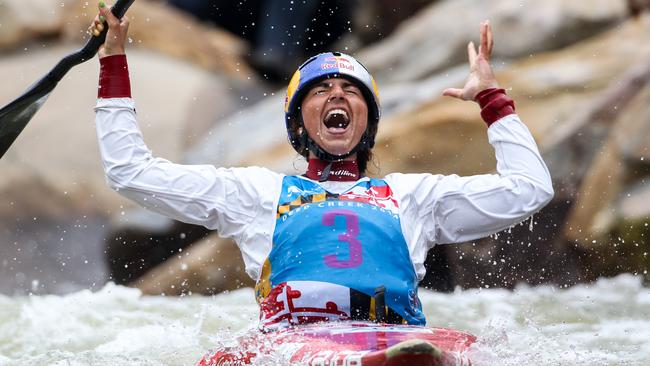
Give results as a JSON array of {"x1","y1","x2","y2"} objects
[
  {"x1": 387, "y1": 113, "x2": 553, "y2": 279},
  {"x1": 94, "y1": 98, "x2": 283, "y2": 279},
  {"x1": 95, "y1": 98, "x2": 273, "y2": 229},
  {"x1": 390, "y1": 113, "x2": 553, "y2": 243},
  {"x1": 93, "y1": 54, "x2": 284, "y2": 280},
  {"x1": 431, "y1": 114, "x2": 553, "y2": 243}
]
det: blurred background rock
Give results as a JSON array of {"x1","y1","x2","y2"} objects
[{"x1": 0, "y1": 0, "x2": 648, "y2": 295}]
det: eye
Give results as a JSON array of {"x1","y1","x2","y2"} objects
[{"x1": 345, "y1": 87, "x2": 361, "y2": 95}]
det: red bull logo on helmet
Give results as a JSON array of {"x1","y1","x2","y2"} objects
[
  {"x1": 285, "y1": 52, "x2": 381, "y2": 150},
  {"x1": 321, "y1": 56, "x2": 355, "y2": 71}
]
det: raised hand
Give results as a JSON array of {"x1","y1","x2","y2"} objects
[
  {"x1": 443, "y1": 20, "x2": 499, "y2": 101},
  {"x1": 87, "y1": 1, "x2": 130, "y2": 59}
]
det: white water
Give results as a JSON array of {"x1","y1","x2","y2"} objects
[{"x1": 0, "y1": 274, "x2": 647, "y2": 366}]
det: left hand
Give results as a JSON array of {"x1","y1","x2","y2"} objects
[
  {"x1": 87, "y1": 1, "x2": 130, "y2": 59},
  {"x1": 443, "y1": 20, "x2": 499, "y2": 101}
]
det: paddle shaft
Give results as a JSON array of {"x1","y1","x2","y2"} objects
[{"x1": 0, "y1": 0, "x2": 135, "y2": 158}]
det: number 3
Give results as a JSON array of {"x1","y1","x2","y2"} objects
[{"x1": 322, "y1": 209, "x2": 362, "y2": 268}]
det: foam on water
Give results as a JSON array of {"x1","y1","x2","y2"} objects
[{"x1": 0, "y1": 275, "x2": 648, "y2": 366}]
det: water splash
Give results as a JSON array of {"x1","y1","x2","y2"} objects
[{"x1": 0, "y1": 276, "x2": 648, "y2": 365}]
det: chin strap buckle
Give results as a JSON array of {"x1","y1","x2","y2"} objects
[{"x1": 319, "y1": 161, "x2": 333, "y2": 182}]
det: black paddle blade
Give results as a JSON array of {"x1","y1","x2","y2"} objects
[
  {"x1": 0, "y1": 0, "x2": 135, "y2": 159},
  {"x1": 0, "y1": 80, "x2": 54, "y2": 158}
]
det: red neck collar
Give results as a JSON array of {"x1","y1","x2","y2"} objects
[{"x1": 305, "y1": 159, "x2": 360, "y2": 181}]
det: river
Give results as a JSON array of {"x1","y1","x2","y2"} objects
[{"x1": 0, "y1": 274, "x2": 647, "y2": 365}]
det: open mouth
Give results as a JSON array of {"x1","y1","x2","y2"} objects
[{"x1": 323, "y1": 109, "x2": 350, "y2": 130}]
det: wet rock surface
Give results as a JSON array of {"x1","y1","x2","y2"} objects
[
  {"x1": 0, "y1": 0, "x2": 67, "y2": 49},
  {"x1": 359, "y1": 0, "x2": 629, "y2": 83},
  {"x1": 1, "y1": 1, "x2": 649, "y2": 295}
]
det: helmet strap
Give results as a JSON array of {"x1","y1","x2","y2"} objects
[{"x1": 319, "y1": 161, "x2": 333, "y2": 182}]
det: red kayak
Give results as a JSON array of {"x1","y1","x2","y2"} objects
[{"x1": 197, "y1": 322, "x2": 476, "y2": 366}]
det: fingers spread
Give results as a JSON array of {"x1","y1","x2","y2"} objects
[
  {"x1": 486, "y1": 20, "x2": 494, "y2": 56},
  {"x1": 479, "y1": 21, "x2": 489, "y2": 59},
  {"x1": 442, "y1": 88, "x2": 463, "y2": 99},
  {"x1": 467, "y1": 41, "x2": 478, "y2": 67}
]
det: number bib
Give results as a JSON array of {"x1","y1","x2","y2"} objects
[{"x1": 256, "y1": 176, "x2": 425, "y2": 329}]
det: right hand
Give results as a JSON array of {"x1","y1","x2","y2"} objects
[
  {"x1": 87, "y1": 1, "x2": 130, "y2": 59},
  {"x1": 442, "y1": 20, "x2": 499, "y2": 101}
]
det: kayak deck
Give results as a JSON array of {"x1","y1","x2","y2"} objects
[{"x1": 197, "y1": 322, "x2": 475, "y2": 366}]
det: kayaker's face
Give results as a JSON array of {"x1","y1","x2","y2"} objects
[{"x1": 301, "y1": 78, "x2": 368, "y2": 158}]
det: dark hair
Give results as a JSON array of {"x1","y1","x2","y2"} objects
[
  {"x1": 356, "y1": 119, "x2": 378, "y2": 175},
  {"x1": 356, "y1": 148, "x2": 372, "y2": 175}
]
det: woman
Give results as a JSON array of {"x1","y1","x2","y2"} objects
[{"x1": 90, "y1": 3, "x2": 553, "y2": 329}]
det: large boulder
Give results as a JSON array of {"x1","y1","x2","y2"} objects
[
  {"x1": 133, "y1": 234, "x2": 254, "y2": 296},
  {"x1": 352, "y1": 0, "x2": 436, "y2": 44},
  {"x1": 440, "y1": 18, "x2": 650, "y2": 288},
  {"x1": 0, "y1": 46, "x2": 231, "y2": 218},
  {"x1": 359, "y1": 0, "x2": 629, "y2": 83},
  {"x1": 562, "y1": 64, "x2": 650, "y2": 246},
  {"x1": 62, "y1": 0, "x2": 254, "y2": 80},
  {"x1": 143, "y1": 15, "x2": 650, "y2": 293},
  {"x1": 0, "y1": 0, "x2": 67, "y2": 49},
  {"x1": 4, "y1": 1, "x2": 649, "y2": 295},
  {"x1": 0, "y1": 44, "x2": 246, "y2": 293}
]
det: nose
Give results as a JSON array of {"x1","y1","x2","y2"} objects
[{"x1": 327, "y1": 84, "x2": 346, "y2": 102}]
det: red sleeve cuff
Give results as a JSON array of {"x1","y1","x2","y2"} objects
[
  {"x1": 98, "y1": 54, "x2": 131, "y2": 98},
  {"x1": 474, "y1": 88, "x2": 515, "y2": 126}
]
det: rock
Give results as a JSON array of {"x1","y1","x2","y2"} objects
[
  {"x1": 581, "y1": 215, "x2": 650, "y2": 283},
  {"x1": 370, "y1": 16, "x2": 650, "y2": 288},
  {"x1": 134, "y1": 234, "x2": 253, "y2": 296},
  {"x1": 358, "y1": 0, "x2": 628, "y2": 83},
  {"x1": 562, "y1": 62, "x2": 650, "y2": 246},
  {"x1": 178, "y1": 78, "x2": 265, "y2": 150},
  {"x1": 0, "y1": 44, "x2": 115, "y2": 222},
  {"x1": 5, "y1": 0, "x2": 650, "y2": 294},
  {"x1": 380, "y1": 16, "x2": 650, "y2": 179},
  {"x1": 106, "y1": 214, "x2": 211, "y2": 285},
  {"x1": 563, "y1": 141, "x2": 625, "y2": 244},
  {"x1": 0, "y1": 44, "x2": 248, "y2": 293},
  {"x1": 155, "y1": 14, "x2": 650, "y2": 293},
  {"x1": 353, "y1": 0, "x2": 436, "y2": 44},
  {"x1": 613, "y1": 79, "x2": 650, "y2": 165},
  {"x1": 0, "y1": 5, "x2": 268, "y2": 289},
  {"x1": 373, "y1": 99, "x2": 492, "y2": 176},
  {"x1": 62, "y1": 0, "x2": 254, "y2": 80},
  {"x1": 617, "y1": 182, "x2": 650, "y2": 222},
  {"x1": 445, "y1": 205, "x2": 583, "y2": 289},
  {"x1": 183, "y1": 93, "x2": 291, "y2": 169},
  {"x1": 0, "y1": 0, "x2": 67, "y2": 49},
  {"x1": 0, "y1": 45, "x2": 230, "y2": 219}
]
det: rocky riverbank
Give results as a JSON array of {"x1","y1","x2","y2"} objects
[{"x1": 1, "y1": 0, "x2": 648, "y2": 295}]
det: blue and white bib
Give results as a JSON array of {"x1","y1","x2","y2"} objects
[{"x1": 256, "y1": 176, "x2": 425, "y2": 328}]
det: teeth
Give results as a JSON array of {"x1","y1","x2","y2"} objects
[{"x1": 326, "y1": 109, "x2": 348, "y2": 120}]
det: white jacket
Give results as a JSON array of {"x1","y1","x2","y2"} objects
[{"x1": 94, "y1": 98, "x2": 554, "y2": 282}]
